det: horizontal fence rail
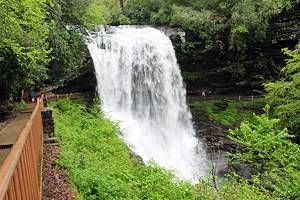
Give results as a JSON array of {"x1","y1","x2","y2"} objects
[
  {"x1": 45, "y1": 93, "x2": 87, "y2": 101},
  {"x1": 0, "y1": 96, "x2": 44, "y2": 200},
  {"x1": 189, "y1": 95, "x2": 263, "y2": 101}
]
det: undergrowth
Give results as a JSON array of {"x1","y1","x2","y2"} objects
[
  {"x1": 190, "y1": 99, "x2": 264, "y2": 127},
  {"x1": 50, "y1": 99, "x2": 275, "y2": 200}
]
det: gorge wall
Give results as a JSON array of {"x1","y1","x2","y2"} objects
[{"x1": 169, "y1": 3, "x2": 300, "y2": 95}]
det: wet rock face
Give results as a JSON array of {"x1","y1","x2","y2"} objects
[
  {"x1": 191, "y1": 106, "x2": 236, "y2": 153},
  {"x1": 261, "y1": 4, "x2": 300, "y2": 69},
  {"x1": 190, "y1": 103, "x2": 255, "y2": 179},
  {"x1": 266, "y1": 4, "x2": 300, "y2": 46},
  {"x1": 189, "y1": 100, "x2": 233, "y2": 178}
]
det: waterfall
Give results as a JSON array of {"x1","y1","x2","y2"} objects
[{"x1": 87, "y1": 26, "x2": 207, "y2": 182}]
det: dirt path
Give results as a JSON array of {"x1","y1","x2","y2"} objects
[{"x1": 42, "y1": 144, "x2": 75, "y2": 200}]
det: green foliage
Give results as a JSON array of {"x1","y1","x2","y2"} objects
[
  {"x1": 191, "y1": 99, "x2": 264, "y2": 127},
  {"x1": 124, "y1": 0, "x2": 292, "y2": 50},
  {"x1": 51, "y1": 99, "x2": 275, "y2": 200},
  {"x1": 0, "y1": 0, "x2": 50, "y2": 97},
  {"x1": 124, "y1": 0, "x2": 164, "y2": 23},
  {"x1": 182, "y1": 72, "x2": 201, "y2": 81},
  {"x1": 46, "y1": 0, "x2": 91, "y2": 85},
  {"x1": 150, "y1": 3, "x2": 173, "y2": 25},
  {"x1": 47, "y1": 25, "x2": 87, "y2": 84},
  {"x1": 229, "y1": 111, "x2": 300, "y2": 199},
  {"x1": 0, "y1": 0, "x2": 91, "y2": 98},
  {"x1": 13, "y1": 99, "x2": 27, "y2": 112},
  {"x1": 230, "y1": 0, "x2": 291, "y2": 50},
  {"x1": 265, "y1": 43, "x2": 300, "y2": 141},
  {"x1": 82, "y1": 1, "x2": 109, "y2": 29},
  {"x1": 51, "y1": 100, "x2": 198, "y2": 199},
  {"x1": 57, "y1": 0, "x2": 91, "y2": 25},
  {"x1": 170, "y1": 6, "x2": 222, "y2": 47}
]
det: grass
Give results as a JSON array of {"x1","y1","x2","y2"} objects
[
  {"x1": 190, "y1": 98, "x2": 265, "y2": 127},
  {"x1": 50, "y1": 99, "x2": 275, "y2": 200},
  {"x1": 13, "y1": 99, "x2": 27, "y2": 112}
]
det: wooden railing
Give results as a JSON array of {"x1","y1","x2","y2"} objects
[
  {"x1": 0, "y1": 96, "x2": 44, "y2": 200},
  {"x1": 45, "y1": 92, "x2": 88, "y2": 101}
]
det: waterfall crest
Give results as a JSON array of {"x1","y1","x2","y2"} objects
[{"x1": 87, "y1": 26, "x2": 207, "y2": 182}]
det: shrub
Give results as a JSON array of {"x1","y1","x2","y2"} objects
[
  {"x1": 229, "y1": 110, "x2": 300, "y2": 199},
  {"x1": 170, "y1": 6, "x2": 222, "y2": 48},
  {"x1": 265, "y1": 43, "x2": 300, "y2": 142},
  {"x1": 82, "y1": 1, "x2": 109, "y2": 29},
  {"x1": 124, "y1": 0, "x2": 164, "y2": 23}
]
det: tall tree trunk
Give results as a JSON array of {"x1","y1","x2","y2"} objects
[{"x1": 119, "y1": 0, "x2": 124, "y2": 11}]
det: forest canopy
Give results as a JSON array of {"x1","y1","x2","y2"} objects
[
  {"x1": 0, "y1": 0, "x2": 296, "y2": 99},
  {"x1": 0, "y1": 0, "x2": 89, "y2": 99}
]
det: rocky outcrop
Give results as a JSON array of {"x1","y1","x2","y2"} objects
[
  {"x1": 189, "y1": 98, "x2": 256, "y2": 178},
  {"x1": 191, "y1": 107, "x2": 236, "y2": 153},
  {"x1": 263, "y1": 3, "x2": 300, "y2": 63}
]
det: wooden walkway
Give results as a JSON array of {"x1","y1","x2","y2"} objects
[
  {"x1": 0, "y1": 97, "x2": 44, "y2": 199},
  {"x1": 0, "y1": 104, "x2": 35, "y2": 166}
]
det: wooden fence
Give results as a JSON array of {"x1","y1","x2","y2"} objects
[
  {"x1": 0, "y1": 96, "x2": 44, "y2": 200},
  {"x1": 45, "y1": 93, "x2": 88, "y2": 101}
]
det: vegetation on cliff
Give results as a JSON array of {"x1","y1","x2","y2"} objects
[
  {"x1": 92, "y1": 0, "x2": 293, "y2": 50},
  {"x1": 0, "y1": 0, "x2": 50, "y2": 97}
]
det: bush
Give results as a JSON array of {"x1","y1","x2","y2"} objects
[
  {"x1": 82, "y1": 1, "x2": 109, "y2": 29},
  {"x1": 229, "y1": 0, "x2": 292, "y2": 50},
  {"x1": 47, "y1": 25, "x2": 87, "y2": 84},
  {"x1": 124, "y1": 0, "x2": 164, "y2": 23},
  {"x1": 170, "y1": 6, "x2": 223, "y2": 48},
  {"x1": 229, "y1": 110, "x2": 300, "y2": 199},
  {"x1": 265, "y1": 43, "x2": 300, "y2": 142}
]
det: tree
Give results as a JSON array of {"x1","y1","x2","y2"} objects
[
  {"x1": 265, "y1": 43, "x2": 300, "y2": 142},
  {"x1": 0, "y1": 0, "x2": 50, "y2": 98},
  {"x1": 119, "y1": 0, "x2": 124, "y2": 10},
  {"x1": 229, "y1": 111, "x2": 300, "y2": 199},
  {"x1": 45, "y1": 0, "x2": 90, "y2": 85}
]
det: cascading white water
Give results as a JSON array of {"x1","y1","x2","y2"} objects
[{"x1": 87, "y1": 26, "x2": 207, "y2": 182}]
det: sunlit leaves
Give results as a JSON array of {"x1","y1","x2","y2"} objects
[
  {"x1": 229, "y1": 112, "x2": 300, "y2": 198},
  {"x1": 265, "y1": 43, "x2": 300, "y2": 139},
  {"x1": 0, "y1": 0, "x2": 50, "y2": 96}
]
